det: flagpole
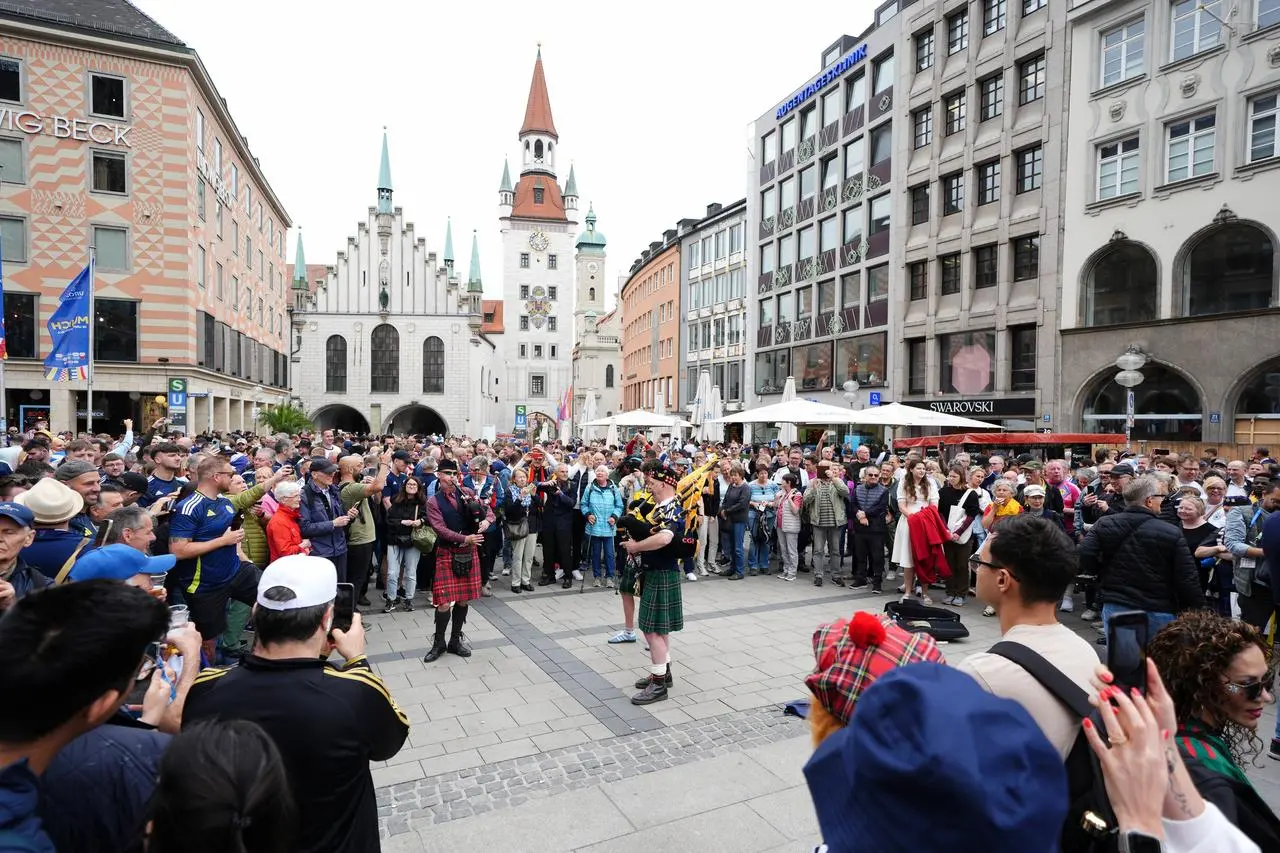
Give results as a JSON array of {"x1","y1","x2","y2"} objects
[
  {"x1": 86, "y1": 246, "x2": 95, "y2": 436},
  {"x1": 0, "y1": 229, "x2": 7, "y2": 445}
]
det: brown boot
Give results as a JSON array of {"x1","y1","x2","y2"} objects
[{"x1": 631, "y1": 674, "x2": 669, "y2": 705}]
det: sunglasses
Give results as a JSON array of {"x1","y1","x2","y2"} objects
[{"x1": 1223, "y1": 679, "x2": 1272, "y2": 701}]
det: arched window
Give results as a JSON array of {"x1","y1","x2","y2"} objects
[
  {"x1": 589, "y1": 287, "x2": 596, "y2": 301},
  {"x1": 1237, "y1": 362, "x2": 1280, "y2": 415},
  {"x1": 1083, "y1": 242, "x2": 1158, "y2": 326},
  {"x1": 423, "y1": 336, "x2": 444, "y2": 393},
  {"x1": 325, "y1": 335, "x2": 347, "y2": 393},
  {"x1": 534, "y1": 140, "x2": 544, "y2": 160},
  {"x1": 370, "y1": 324, "x2": 399, "y2": 392},
  {"x1": 1184, "y1": 223, "x2": 1274, "y2": 316},
  {"x1": 1082, "y1": 364, "x2": 1201, "y2": 441},
  {"x1": 605, "y1": 364, "x2": 615, "y2": 388}
]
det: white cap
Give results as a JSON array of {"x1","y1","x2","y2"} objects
[{"x1": 256, "y1": 555, "x2": 338, "y2": 611}]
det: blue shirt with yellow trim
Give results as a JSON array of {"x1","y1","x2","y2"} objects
[{"x1": 169, "y1": 491, "x2": 238, "y2": 591}]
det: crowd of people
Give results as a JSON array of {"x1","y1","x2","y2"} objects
[{"x1": 3, "y1": 416, "x2": 1280, "y2": 851}]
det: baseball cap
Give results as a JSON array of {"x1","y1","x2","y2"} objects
[
  {"x1": 1021, "y1": 459, "x2": 1043, "y2": 472},
  {"x1": 392, "y1": 450, "x2": 412, "y2": 463},
  {"x1": 1110, "y1": 462, "x2": 1136, "y2": 477},
  {"x1": 0, "y1": 502, "x2": 34, "y2": 528},
  {"x1": 70, "y1": 543, "x2": 176, "y2": 581},
  {"x1": 309, "y1": 458, "x2": 338, "y2": 475},
  {"x1": 118, "y1": 472, "x2": 149, "y2": 493},
  {"x1": 256, "y1": 555, "x2": 337, "y2": 611},
  {"x1": 1022, "y1": 484, "x2": 1047, "y2": 498}
]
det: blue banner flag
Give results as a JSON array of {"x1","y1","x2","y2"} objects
[{"x1": 43, "y1": 264, "x2": 92, "y2": 381}]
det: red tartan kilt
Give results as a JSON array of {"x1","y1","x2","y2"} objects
[{"x1": 433, "y1": 544, "x2": 482, "y2": 604}]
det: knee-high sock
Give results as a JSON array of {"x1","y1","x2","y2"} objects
[
  {"x1": 432, "y1": 609, "x2": 450, "y2": 644},
  {"x1": 450, "y1": 603, "x2": 469, "y2": 638}
]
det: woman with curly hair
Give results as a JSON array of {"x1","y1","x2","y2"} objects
[{"x1": 1148, "y1": 609, "x2": 1280, "y2": 850}]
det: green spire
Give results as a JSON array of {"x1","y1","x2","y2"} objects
[
  {"x1": 499, "y1": 158, "x2": 513, "y2": 193},
  {"x1": 443, "y1": 217, "x2": 455, "y2": 265},
  {"x1": 377, "y1": 127, "x2": 393, "y2": 214},
  {"x1": 292, "y1": 228, "x2": 307, "y2": 289},
  {"x1": 575, "y1": 203, "x2": 606, "y2": 254},
  {"x1": 466, "y1": 230, "x2": 483, "y2": 293},
  {"x1": 564, "y1": 163, "x2": 578, "y2": 197}
]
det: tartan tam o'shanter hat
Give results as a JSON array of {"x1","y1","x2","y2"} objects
[{"x1": 805, "y1": 611, "x2": 946, "y2": 727}]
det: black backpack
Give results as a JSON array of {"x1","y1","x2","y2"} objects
[{"x1": 987, "y1": 642, "x2": 1118, "y2": 853}]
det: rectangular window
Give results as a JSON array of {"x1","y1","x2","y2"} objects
[
  {"x1": 1171, "y1": 0, "x2": 1220, "y2": 60},
  {"x1": 533, "y1": 344, "x2": 543, "y2": 359},
  {"x1": 4, "y1": 291, "x2": 35, "y2": 358},
  {"x1": 1165, "y1": 112, "x2": 1216, "y2": 182},
  {"x1": 90, "y1": 150, "x2": 127, "y2": 194},
  {"x1": 89, "y1": 73, "x2": 125, "y2": 118},
  {"x1": 907, "y1": 338, "x2": 927, "y2": 394},
  {"x1": 781, "y1": 118, "x2": 796, "y2": 152},
  {"x1": 948, "y1": 9, "x2": 970, "y2": 53},
  {"x1": 519, "y1": 315, "x2": 530, "y2": 331},
  {"x1": 1012, "y1": 233, "x2": 1040, "y2": 280},
  {"x1": 761, "y1": 131, "x2": 777, "y2": 165},
  {"x1": 979, "y1": 73, "x2": 1004, "y2": 120},
  {"x1": 844, "y1": 136, "x2": 865, "y2": 177},
  {"x1": 690, "y1": 240, "x2": 702, "y2": 270},
  {"x1": 0, "y1": 137, "x2": 24, "y2": 182},
  {"x1": 798, "y1": 226, "x2": 815, "y2": 262},
  {"x1": 715, "y1": 229, "x2": 728, "y2": 258},
  {"x1": 520, "y1": 284, "x2": 529, "y2": 299},
  {"x1": 913, "y1": 106, "x2": 933, "y2": 148},
  {"x1": 822, "y1": 87, "x2": 842, "y2": 127},
  {"x1": 0, "y1": 216, "x2": 26, "y2": 263},
  {"x1": 1016, "y1": 145, "x2": 1043, "y2": 191},
  {"x1": 214, "y1": 138, "x2": 222, "y2": 171},
  {"x1": 230, "y1": 164, "x2": 238, "y2": 198},
  {"x1": 760, "y1": 243, "x2": 775, "y2": 274},
  {"x1": 821, "y1": 156, "x2": 840, "y2": 191},
  {"x1": 519, "y1": 344, "x2": 527, "y2": 358},
  {"x1": 95, "y1": 298, "x2": 138, "y2": 362},
  {"x1": 215, "y1": 262, "x2": 224, "y2": 300},
  {"x1": 841, "y1": 271, "x2": 861, "y2": 308},
  {"x1": 232, "y1": 219, "x2": 239, "y2": 252},
  {"x1": 779, "y1": 234, "x2": 795, "y2": 268},
  {"x1": 1097, "y1": 136, "x2": 1141, "y2": 198},
  {"x1": 730, "y1": 223, "x2": 744, "y2": 254},
  {"x1": 909, "y1": 261, "x2": 928, "y2": 300},
  {"x1": 819, "y1": 216, "x2": 838, "y2": 251},
  {"x1": 232, "y1": 275, "x2": 240, "y2": 310},
  {"x1": 939, "y1": 253, "x2": 961, "y2": 294},
  {"x1": 548, "y1": 254, "x2": 558, "y2": 270},
  {"x1": 780, "y1": 176, "x2": 796, "y2": 210},
  {"x1": 93, "y1": 225, "x2": 128, "y2": 271},
  {"x1": 0, "y1": 58, "x2": 20, "y2": 103},
  {"x1": 800, "y1": 106, "x2": 817, "y2": 141},
  {"x1": 799, "y1": 166, "x2": 816, "y2": 202},
  {"x1": 194, "y1": 107, "x2": 204, "y2": 150},
  {"x1": 1250, "y1": 93, "x2": 1279, "y2": 162},
  {"x1": 550, "y1": 344, "x2": 558, "y2": 359},
  {"x1": 1023, "y1": 0, "x2": 1046, "y2": 14},
  {"x1": 1100, "y1": 18, "x2": 1145, "y2": 87},
  {"x1": 910, "y1": 184, "x2": 930, "y2": 224},
  {"x1": 197, "y1": 245, "x2": 206, "y2": 288},
  {"x1": 869, "y1": 194, "x2": 891, "y2": 235},
  {"x1": 836, "y1": 331, "x2": 887, "y2": 386},
  {"x1": 942, "y1": 172, "x2": 965, "y2": 214},
  {"x1": 1010, "y1": 325, "x2": 1037, "y2": 389},
  {"x1": 873, "y1": 51, "x2": 894, "y2": 94},
  {"x1": 818, "y1": 279, "x2": 835, "y2": 314},
  {"x1": 549, "y1": 285, "x2": 559, "y2": 300},
  {"x1": 940, "y1": 331, "x2": 996, "y2": 394},
  {"x1": 974, "y1": 244, "x2": 998, "y2": 288},
  {"x1": 869, "y1": 264, "x2": 890, "y2": 303},
  {"x1": 1261, "y1": 0, "x2": 1280, "y2": 27},
  {"x1": 916, "y1": 29, "x2": 935, "y2": 70},
  {"x1": 945, "y1": 89, "x2": 967, "y2": 135},
  {"x1": 870, "y1": 123, "x2": 892, "y2": 165},
  {"x1": 1019, "y1": 54, "x2": 1047, "y2": 104},
  {"x1": 548, "y1": 316, "x2": 557, "y2": 332},
  {"x1": 977, "y1": 159, "x2": 1001, "y2": 205},
  {"x1": 846, "y1": 72, "x2": 866, "y2": 112},
  {"x1": 520, "y1": 252, "x2": 530, "y2": 268},
  {"x1": 843, "y1": 205, "x2": 863, "y2": 245},
  {"x1": 984, "y1": 0, "x2": 1007, "y2": 34},
  {"x1": 530, "y1": 375, "x2": 545, "y2": 397}
]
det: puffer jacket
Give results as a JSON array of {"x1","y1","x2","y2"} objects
[
  {"x1": 1078, "y1": 505, "x2": 1205, "y2": 613},
  {"x1": 230, "y1": 482, "x2": 269, "y2": 566},
  {"x1": 298, "y1": 479, "x2": 349, "y2": 558},
  {"x1": 581, "y1": 481, "x2": 624, "y2": 537}
]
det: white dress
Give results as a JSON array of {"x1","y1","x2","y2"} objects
[{"x1": 891, "y1": 478, "x2": 940, "y2": 568}]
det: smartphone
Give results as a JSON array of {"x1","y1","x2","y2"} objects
[
  {"x1": 92, "y1": 518, "x2": 113, "y2": 548},
  {"x1": 1106, "y1": 610, "x2": 1149, "y2": 695},
  {"x1": 229, "y1": 512, "x2": 245, "y2": 531},
  {"x1": 332, "y1": 582, "x2": 355, "y2": 633}
]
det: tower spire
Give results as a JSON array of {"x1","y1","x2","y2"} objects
[
  {"x1": 292, "y1": 228, "x2": 307, "y2": 289},
  {"x1": 519, "y1": 48, "x2": 558, "y2": 139},
  {"x1": 499, "y1": 158, "x2": 513, "y2": 192},
  {"x1": 443, "y1": 217, "x2": 455, "y2": 268},
  {"x1": 467, "y1": 230, "x2": 483, "y2": 293},
  {"x1": 377, "y1": 127, "x2": 393, "y2": 214}
]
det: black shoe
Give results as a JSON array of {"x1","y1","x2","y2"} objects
[
  {"x1": 400, "y1": 598, "x2": 414, "y2": 612},
  {"x1": 358, "y1": 596, "x2": 371, "y2": 607},
  {"x1": 511, "y1": 585, "x2": 522, "y2": 594},
  {"x1": 537, "y1": 576, "x2": 556, "y2": 586},
  {"x1": 814, "y1": 576, "x2": 824, "y2": 587},
  {"x1": 561, "y1": 578, "x2": 572, "y2": 589},
  {"x1": 871, "y1": 586, "x2": 883, "y2": 594},
  {"x1": 631, "y1": 676, "x2": 669, "y2": 705},
  {"x1": 521, "y1": 583, "x2": 535, "y2": 592},
  {"x1": 849, "y1": 580, "x2": 869, "y2": 591},
  {"x1": 798, "y1": 565, "x2": 811, "y2": 574},
  {"x1": 382, "y1": 597, "x2": 396, "y2": 614},
  {"x1": 423, "y1": 639, "x2": 447, "y2": 663},
  {"x1": 832, "y1": 577, "x2": 846, "y2": 587},
  {"x1": 447, "y1": 634, "x2": 472, "y2": 657},
  {"x1": 726, "y1": 572, "x2": 743, "y2": 580},
  {"x1": 634, "y1": 664, "x2": 675, "y2": 689}
]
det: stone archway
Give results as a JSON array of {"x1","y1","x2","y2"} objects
[
  {"x1": 1078, "y1": 362, "x2": 1203, "y2": 442},
  {"x1": 311, "y1": 404, "x2": 371, "y2": 433},
  {"x1": 385, "y1": 404, "x2": 449, "y2": 436}
]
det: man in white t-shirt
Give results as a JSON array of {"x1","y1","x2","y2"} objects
[{"x1": 957, "y1": 514, "x2": 1099, "y2": 758}]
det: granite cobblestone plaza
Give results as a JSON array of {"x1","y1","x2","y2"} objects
[{"x1": 364, "y1": 578, "x2": 1280, "y2": 851}]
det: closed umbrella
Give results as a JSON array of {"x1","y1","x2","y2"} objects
[
  {"x1": 606, "y1": 416, "x2": 620, "y2": 448},
  {"x1": 580, "y1": 393, "x2": 598, "y2": 441},
  {"x1": 778, "y1": 376, "x2": 798, "y2": 445},
  {"x1": 539, "y1": 419, "x2": 552, "y2": 444},
  {"x1": 692, "y1": 370, "x2": 712, "y2": 442},
  {"x1": 707, "y1": 385, "x2": 724, "y2": 443}
]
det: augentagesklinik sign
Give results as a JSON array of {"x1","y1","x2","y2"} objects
[{"x1": 775, "y1": 43, "x2": 869, "y2": 121}]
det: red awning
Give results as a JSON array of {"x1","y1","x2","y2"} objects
[{"x1": 893, "y1": 432, "x2": 1126, "y2": 449}]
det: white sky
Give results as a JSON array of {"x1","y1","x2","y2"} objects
[{"x1": 134, "y1": 0, "x2": 874, "y2": 309}]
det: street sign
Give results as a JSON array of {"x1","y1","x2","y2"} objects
[
  {"x1": 1210, "y1": 411, "x2": 1221, "y2": 424},
  {"x1": 868, "y1": 392, "x2": 881, "y2": 406},
  {"x1": 1043, "y1": 413, "x2": 1051, "y2": 423},
  {"x1": 168, "y1": 378, "x2": 189, "y2": 434},
  {"x1": 514, "y1": 405, "x2": 527, "y2": 430}
]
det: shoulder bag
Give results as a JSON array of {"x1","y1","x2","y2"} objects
[
  {"x1": 947, "y1": 488, "x2": 978, "y2": 544},
  {"x1": 54, "y1": 536, "x2": 92, "y2": 585},
  {"x1": 410, "y1": 505, "x2": 437, "y2": 553}
]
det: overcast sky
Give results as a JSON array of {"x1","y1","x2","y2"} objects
[{"x1": 135, "y1": 0, "x2": 874, "y2": 309}]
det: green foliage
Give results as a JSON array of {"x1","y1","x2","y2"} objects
[{"x1": 257, "y1": 404, "x2": 313, "y2": 435}]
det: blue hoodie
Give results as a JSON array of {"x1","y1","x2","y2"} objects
[
  {"x1": 0, "y1": 759, "x2": 56, "y2": 852},
  {"x1": 581, "y1": 480, "x2": 624, "y2": 538}
]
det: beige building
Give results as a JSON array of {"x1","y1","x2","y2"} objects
[{"x1": 1059, "y1": 0, "x2": 1280, "y2": 446}]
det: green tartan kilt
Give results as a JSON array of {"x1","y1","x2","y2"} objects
[{"x1": 638, "y1": 569, "x2": 684, "y2": 635}]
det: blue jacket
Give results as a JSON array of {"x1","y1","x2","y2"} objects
[
  {"x1": 2, "y1": 559, "x2": 49, "y2": 604},
  {"x1": 299, "y1": 479, "x2": 349, "y2": 558},
  {"x1": 1261, "y1": 511, "x2": 1280, "y2": 602},
  {"x1": 581, "y1": 481, "x2": 624, "y2": 537},
  {"x1": 0, "y1": 759, "x2": 55, "y2": 852},
  {"x1": 20, "y1": 530, "x2": 93, "y2": 580}
]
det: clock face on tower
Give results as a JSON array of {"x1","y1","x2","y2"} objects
[
  {"x1": 529, "y1": 228, "x2": 549, "y2": 252},
  {"x1": 587, "y1": 261, "x2": 599, "y2": 273}
]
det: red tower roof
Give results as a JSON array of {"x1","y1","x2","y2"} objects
[{"x1": 519, "y1": 48, "x2": 559, "y2": 140}]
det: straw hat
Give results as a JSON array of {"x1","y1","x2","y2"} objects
[{"x1": 15, "y1": 477, "x2": 85, "y2": 525}]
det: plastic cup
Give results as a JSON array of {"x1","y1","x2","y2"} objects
[
  {"x1": 149, "y1": 572, "x2": 168, "y2": 589},
  {"x1": 168, "y1": 605, "x2": 189, "y2": 628}
]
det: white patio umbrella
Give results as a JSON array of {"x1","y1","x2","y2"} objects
[
  {"x1": 848, "y1": 402, "x2": 997, "y2": 429},
  {"x1": 691, "y1": 370, "x2": 712, "y2": 441},
  {"x1": 583, "y1": 409, "x2": 693, "y2": 429},
  {"x1": 706, "y1": 384, "x2": 724, "y2": 443},
  {"x1": 710, "y1": 398, "x2": 859, "y2": 424},
  {"x1": 580, "y1": 393, "x2": 598, "y2": 441},
  {"x1": 777, "y1": 376, "x2": 798, "y2": 445},
  {"x1": 605, "y1": 415, "x2": 620, "y2": 448}
]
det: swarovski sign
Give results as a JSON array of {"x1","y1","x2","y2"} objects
[
  {"x1": 0, "y1": 109, "x2": 132, "y2": 146},
  {"x1": 927, "y1": 398, "x2": 1036, "y2": 418}
]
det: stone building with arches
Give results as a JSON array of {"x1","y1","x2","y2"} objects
[
  {"x1": 287, "y1": 131, "x2": 500, "y2": 436},
  {"x1": 1060, "y1": 0, "x2": 1280, "y2": 445}
]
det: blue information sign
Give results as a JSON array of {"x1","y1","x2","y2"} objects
[{"x1": 868, "y1": 392, "x2": 881, "y2": 406}]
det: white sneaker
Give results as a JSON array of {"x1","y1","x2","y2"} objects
[
  {"x1": 607, "y1": 629, "x2": 638, "y2": 644},
  {"x1": 555, "y1": 568, "x2": 564, "y2": 580},
  {"x1": 1081, "y1": 608, "x2": 1098, "y2": 622},
  {"x1": 686, "y1": 572, "x2": 697, "y2": 581},
  {"x1": 1059, "y1": 594, "x2": 1074, "y2": 613},
  {"x1": 501, "y1": 567, "x2": 511, "y2": 576},
  {"x1": 572, "y1": 569, "x2": 584, "y2": 581},
  {"x1": 606, "y1": 578, "x2": 616, "y2": 589},
  {"x1": 591, "y1": 578, "x2": 602, "y2": 589},
  {"x1": 885, "y1": 570, "x2": 897, "y2": 581}
]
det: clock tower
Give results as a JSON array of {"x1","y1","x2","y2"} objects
[{"x1": 498, "y1": 46, "x2": 579, "y2": 434}]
